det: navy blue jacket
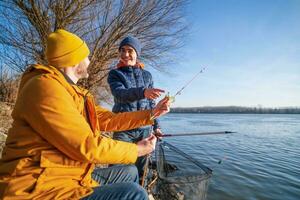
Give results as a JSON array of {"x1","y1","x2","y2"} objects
[{"x1": 108, "y1": 66, "x2": 160, "y2": 130}]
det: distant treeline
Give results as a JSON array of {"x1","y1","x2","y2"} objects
[{"x1": 170, "y1": 106, "x2": 300, "y2": 114}]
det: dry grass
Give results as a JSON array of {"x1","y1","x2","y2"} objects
[{"x1": 0, "y1": 102, "x2": 12, "y2": 158}]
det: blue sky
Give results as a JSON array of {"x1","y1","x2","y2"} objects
[{"x1": 148, "y1": 0, "x2": 300, "y2": 107}]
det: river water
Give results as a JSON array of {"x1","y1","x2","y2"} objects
[{"x1": 159, "y1": 113, "x2": 300, "y2": 200}]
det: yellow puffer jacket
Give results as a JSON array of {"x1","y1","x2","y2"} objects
[{"x1": 0, "y1": 64, "x2": 154, "y2": 199}]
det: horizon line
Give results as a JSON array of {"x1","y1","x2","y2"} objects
[{"x1": 171, "y1": 105, "x2": 300, "y2": 109}]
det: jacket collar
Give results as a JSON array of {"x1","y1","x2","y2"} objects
[
  {"x1": 22, "y1": 64, "x2": 89, "y2": 97},
  {"x1": 116, "y1": 60, "x2": 145, "y2": 69},
  {"x1": 60, "y1": 71, "x2": 76, "y2": 85}
]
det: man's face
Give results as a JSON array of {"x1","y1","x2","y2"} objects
[
  {"x1": 119, "y1": 45, "x2": 137, "y2": 66},
  {"x1": 75, "y1": 57, "x2": 90, "y2": 79}
]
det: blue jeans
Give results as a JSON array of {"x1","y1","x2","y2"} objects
[
  {"x1": 113, "y1": 128, "x2": 151, "y2": 177},
  {"x1": 82, "y1": 165, "x2": 148, "y2": 200}
]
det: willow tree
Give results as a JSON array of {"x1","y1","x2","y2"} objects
[{"x1": 0, "y1": 0, "x2": 187, "y2": 102}]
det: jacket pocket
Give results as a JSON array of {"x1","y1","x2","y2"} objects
[
  {"x1": 34, "y1": 150, "x2": 92, "y2": 192},
  {"x1": 37, "y1": 150, "x2": 88, "y2": 186},
  {"x1": 40, "y1": 150, "x2": 87, "y2": 168}
]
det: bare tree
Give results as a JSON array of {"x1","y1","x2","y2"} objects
[
  {"x1": 0, "y1": 0, "x2": 187, "y2": 102},
  {"x1": 0, "y1": 64, "x2": 19, "y2": 104}
]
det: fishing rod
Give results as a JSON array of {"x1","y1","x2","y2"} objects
[
  {"x1": 172, "y1": 67, "x2": 206, "y2": 99},
  {"x1": 166, "y1": 67, "x2": 206, "y2": 103},
  {"x1": 161, "y1": 131, "x2": 235, "y2": 138},
  {"x1": 151, "y1": 67, "x2": 206, "y2": 120}
]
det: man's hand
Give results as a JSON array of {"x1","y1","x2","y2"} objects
[
  {"x1": 144, "y1": 88, "x2": 165, "y2": 100},
  {"x1": 154, "y1": 128, "x2": 163, "y2": 138},
  {"x1": 151, "y1": 96, "x2": 170, "y2": 119},
  {"x1": 137, "y1": 134, "x2": 157, "y2": 157}
]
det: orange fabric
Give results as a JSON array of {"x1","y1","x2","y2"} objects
[
  {"x1": 116, "y1": 60, "x2": 145, "y2": 69},
  {"x1": 0, "y1": 64, "x2": 154, "y2": 199}
]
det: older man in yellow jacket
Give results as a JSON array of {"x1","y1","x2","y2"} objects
[{"x1": 0, "y1": 29, "x2": 170, "y2": 200}]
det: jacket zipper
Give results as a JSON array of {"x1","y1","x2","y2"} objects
[{"x1": 132, "y1": 68, "x2": 140, "y2": 110}]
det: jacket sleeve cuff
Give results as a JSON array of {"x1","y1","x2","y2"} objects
[
  {"x1": 138, "y1": 87, "x2": 146, "y2": 99},
  {"x1": 95, "y1": 137, "x2": 138, "y2": 164},
  {"x1": 153, "y1": 119, "x2": 160, "y2": 130}
]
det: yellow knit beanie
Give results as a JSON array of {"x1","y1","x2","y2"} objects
[{"x1": 46, "y1": 29, "x2": 90, "y2": 68}]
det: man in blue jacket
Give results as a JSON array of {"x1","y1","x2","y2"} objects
[{"x1": 108, "y1": 36, "x2": 165, "y2": 178}]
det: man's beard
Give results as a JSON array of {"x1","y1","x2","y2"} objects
[{"x1": 76, "y1": 63, "x2": 89, "y2": 79}]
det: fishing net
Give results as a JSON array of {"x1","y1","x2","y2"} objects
[{"x1": 151, "y1": 141, "x2": 212, "y2": 200}]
